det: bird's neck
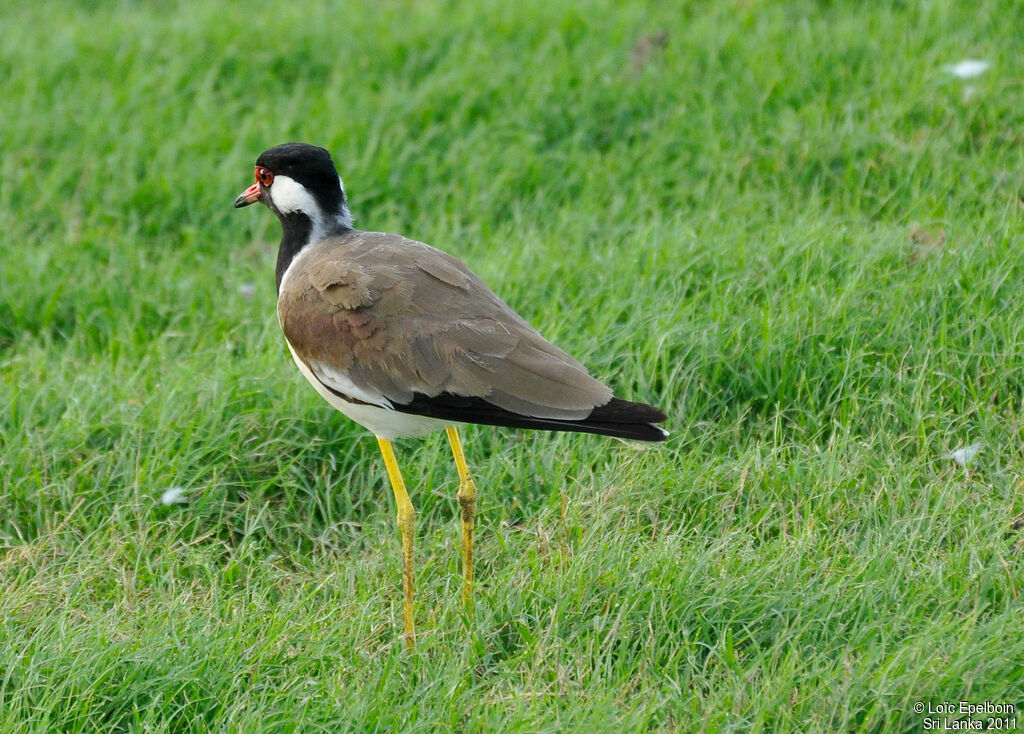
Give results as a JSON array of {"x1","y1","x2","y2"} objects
[{"x1": 275, "y1": 210, "x2": 353, "y2": 292}]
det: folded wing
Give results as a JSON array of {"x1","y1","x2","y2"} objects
[{"x1": 278, "y1": 231, "x2": 615, "y2": 422}]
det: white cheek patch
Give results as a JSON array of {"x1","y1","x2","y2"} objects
[{"x1": 268, "y1": 174, "x2": 321, "y2": 217}]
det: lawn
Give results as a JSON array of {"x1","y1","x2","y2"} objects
[{"x1": 1, "y1": 0, "x2": 1022, "y2": 730}]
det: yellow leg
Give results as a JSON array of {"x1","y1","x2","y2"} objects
[
  {"x1": 376, "y1": 436, "x2": 415, "y2": 649},
  {"x1": 445, "y1": 426, "x2": 477, "y2": 610}
]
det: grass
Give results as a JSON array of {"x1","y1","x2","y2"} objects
[{"x1": 1, "y1": 0, "x2": 1023, "y2": 730}]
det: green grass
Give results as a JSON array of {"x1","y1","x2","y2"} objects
[{"x1": 2, "y1": 0, "x2": 1023, "y2": 730}]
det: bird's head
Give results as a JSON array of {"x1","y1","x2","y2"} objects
[{"x1": 234, "y1": 142, "x2": 353, "y2": 234}]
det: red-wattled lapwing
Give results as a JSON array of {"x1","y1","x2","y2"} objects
[{"x1": 235, "y1": 142, "x2": 667, "y2": 647}]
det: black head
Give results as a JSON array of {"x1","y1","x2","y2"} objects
[
  {"x1": 234, "y1": 142, "x2": 352, "y2": 230},
  {"x1": 235, "y1": 143, "x2": 355, "y2": 292}
]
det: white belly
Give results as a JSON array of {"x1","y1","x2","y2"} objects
[{"x1": 286, "y1": 342, "x2": 451, "y2": 440}]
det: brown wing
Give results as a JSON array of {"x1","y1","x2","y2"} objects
[{"x1": 277, "y1": 230, "x2": 613, "y2": 420}]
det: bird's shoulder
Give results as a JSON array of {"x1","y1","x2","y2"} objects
[
  {"x1": 277, "y1": 229, "x2": 520, "y2": 373},
  {"x1": 279, "y1": 229, "x2": 528, "y2": 328},
  {"x1": 283, "y1": 230, "x2": 489, "y2": 302}
]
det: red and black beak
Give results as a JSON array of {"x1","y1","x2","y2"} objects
[{"x1": 233, "y1": 180, "x2": 261, "y2": 208}]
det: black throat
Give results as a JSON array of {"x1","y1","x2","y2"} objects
[
  {"x1": 274, "y1": 212, "x2": 353, "y2": 292},
  {"x1": 275, "y1": 213, "x2": 314, "y2": 292}
]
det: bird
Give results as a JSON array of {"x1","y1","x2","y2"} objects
[{"x1": 234, "y1": 142, "x2": 667, "y2": 648}]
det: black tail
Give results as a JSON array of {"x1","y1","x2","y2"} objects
[{"x1": 393, "y1": 393, "x2": 668, "y2": 442}]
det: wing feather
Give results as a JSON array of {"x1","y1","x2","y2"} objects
[{"x1": 278, "y1": 231, "x2": 613, "y2": 419}]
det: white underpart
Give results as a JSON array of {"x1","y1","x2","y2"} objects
[
  {"x1": 284, "y1": 340, "x2": 451, "y2": 439},
  {"x1": 308, "y1": 359, "x2": 393, "y2": 409}
]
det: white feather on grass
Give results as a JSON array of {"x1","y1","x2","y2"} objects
[
  {"x1": 943, "y1": 60, "x2": 990, "y2": 79},
  {"x1": 160, "y1": 487, "x2": 189, "y2": 505},
  {"x1": 948, "y1": 442, "x2": 983, "y2": 467}
]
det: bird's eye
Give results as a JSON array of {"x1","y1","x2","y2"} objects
[{"x1": 255, "y1": 166, "x2": 274, "y2": 186}]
